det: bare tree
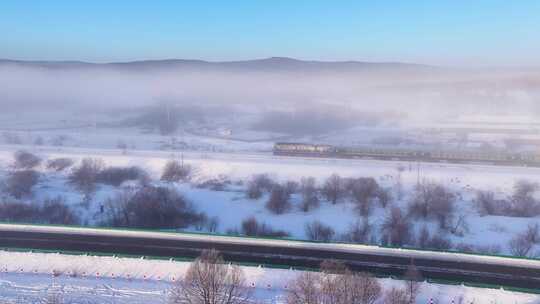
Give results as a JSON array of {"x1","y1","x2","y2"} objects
[
  {"x1": 300, "y1": 177, "x2": 320, "y2": 212},
  {"x1": 5, "y1": 170, "x2": 39, "y2": 199},
  {"x1": 376, "y1": 187, "x2": 393, "y2": 209},
  {"x1": 207, "y1": 216, "x2": 220, "y2": 233},
  {"x1": 319, "y1": 260, "x2": 349, "y2": 304},
  {"x1": 322, "y1": 174, "x2": 344, "y2": 204},
  {"x1": 170, "y1": 249, "x2": 251, "y2": 304},
  {"x1": 508, "y1": 224, "x2": 539, "y2": 257},
  {"x1": 475, "y1": 190, "x2": 497, "y2": 216},
  {"x1": 285, "y1": 180, "x2": 300, "y2": 195},
  {"x1": 395, "y1": 165, "x2": 405, "y2": 201},
  {"x1": 449, "y1": 213, "x2": 469, "y2": 236},
  {"x1": 416, "y1": 225, "x2": 430, "y2": 249},
  {"x1": 288, "y1": 261, "x2": 381, "y2": 304},
  {"x1": 380, "y1": 206, "x2": 412, "y2": 247},
  {"x1": 511, "y1": 180, "x2": 540, "y2": 217},
  {"x1": 305, "y1": 220, "x2": 335, "y2": 242},
  {"x1": 42, "y1": 292, "x2": 64, "y2": 304},
  {"x1": 266, "y1": 183, "x2": 292, "y2": 214},
  {"x1": 350, "y1": 177, "x2": 379, "y2": 216},
  {"x1": 524, "y1": 222, "x2": 540, "y2": 244},
  {"x1": 246, "y1": 174, "x2": 274, "y2": 199},
  {"x1": 341, "y1": 218, "x2": 372, "y2": 244},
  {"x1": 408, "y1": 182, "x2": 455, "y2": 229},
  {"x1": 320, "y1": 261, "x2": 381, "y2": 304},
  {"x1": 403, "y1": 263, "x2": 422, "y2": 304},
  {"x1": 353, "y1": 274, "x2": 382, "y2": 304},
  {"x1": 13, "y1": 150, "x2": 42, "y2": 169},
  {"x1": 286, "y1": 272, "x2": 321, "y2": 304},
  {"x1": 514, "y1": 179, "x2": 538, "y2": 197},
  {"x1": 508, "y1": 233, "x2": 534, "y2": 257},
  {"x1": 383, "y1": 287, "x2": 408, "y2": 304},
  {"x1": 240, "y1": 216, "x2": 259, "y2": 236}
]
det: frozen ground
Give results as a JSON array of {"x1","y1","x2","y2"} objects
[
  {"x1": 1, "y1": 250, "x2": 539, "y2": 304},
  {"x1": 0, "y1": 144, "x2": 539, "y2": 255}
]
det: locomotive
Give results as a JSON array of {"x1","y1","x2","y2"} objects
[{"x1": 273, "y1": 142, "x2": 540, "y2": 167}]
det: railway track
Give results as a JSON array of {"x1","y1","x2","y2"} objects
[{"x1": 1, "y1": 224, "x2": 539, "y2": 290}]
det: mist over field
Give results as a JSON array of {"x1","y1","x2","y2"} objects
[{"x1": 2, "y1": 58, "x2": 539, "y2": 132}]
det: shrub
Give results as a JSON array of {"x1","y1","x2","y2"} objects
[
  {"x1": 240, "y1": 216, "x2": 289, "y2": 238},
  {"x1": 196, "y1": 177, "x2": 231, "y2": 191},
  {"x1": 0, "y1": 201, "x2": 40, "y2": 223},
  {"x1": 96, "y1": 166, "x2": 146, "y2": 186},
  {"x1": 5, "y1": 170, "x2": 39, "y2": 199},
  {"x1": 0, "y1": 197, "x2": 79, "y2": 225},
  {"x1": 46, "y1": 158, "x2": 74, "y2": 172},
  {"x1": 2, "y1": 132, "x2": 21, "y2": 144},
  {"x1": 454, "y1": 243, "x2": 475, "y2": 253},
  {"x1": 103, "y1": 186, "x2": 203, "y2": 229},
  {"x1": 475, "y1": 244, "x2": 501, "y2": 255},
  {"x1": 34, "y1": 136, "x2": 44, "y2": 146},
  {"x1": 68, "y1": 158, "x2": 105, "y2": 193},
  {"x1": 13, "y1": 150, "x2": 41, "y2": 169},
  {"x1": 40, "y1": 196, "x2": 80, "y2": 225},
  {"x1": 305, "y1": 220, "x2": 335, "y2": 242},
  {"x1": 161, "y1": 160, "x2": 192, "y2": 182},
  {"x1": 426, "y1": 233, "x2": 452, "y2": 250}
]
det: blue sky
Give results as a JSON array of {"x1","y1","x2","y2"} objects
[{"x1": 1, "y1": 1, "x2": 539, "y2": 66}]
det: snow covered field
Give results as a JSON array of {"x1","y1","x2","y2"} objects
[
  {"x1": 1, "y1": 250, "x2": 539, "y2": 304},
  {"x1": 0, "y1": 144, "x2": 539, "y2": 256}
]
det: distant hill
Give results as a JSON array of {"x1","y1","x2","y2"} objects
[{"x1": 0, "y1": 57, "x2": 434, "y2": 73}]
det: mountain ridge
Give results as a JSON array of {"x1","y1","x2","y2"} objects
[{"x1": 0, "y1": 57, "x2": 435, "y2": 72}]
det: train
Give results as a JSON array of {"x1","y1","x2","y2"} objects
[{"x1": 273, "y1": 142, "x2": 540, "y2": 167}]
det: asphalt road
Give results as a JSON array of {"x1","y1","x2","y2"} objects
[{"x1": 1, "y1": 228, "x2": 539, "y2": 291}]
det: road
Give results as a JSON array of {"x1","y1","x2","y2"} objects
[{"x1": 0, "y1": 224, "x2": 539, "y2": 291}]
